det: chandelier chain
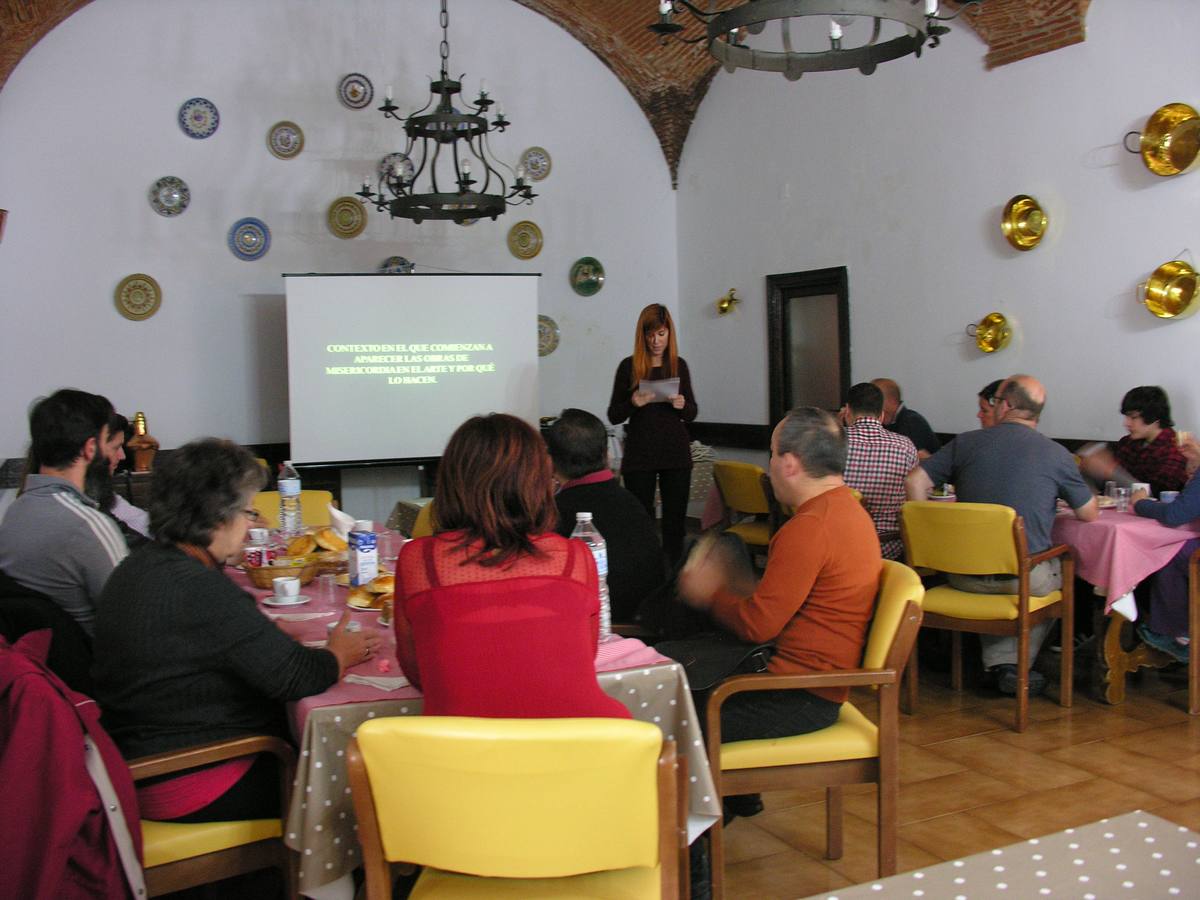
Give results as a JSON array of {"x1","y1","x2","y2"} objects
[{"x1": 439, "y1": 0, "x2": 450, "y2": 76}]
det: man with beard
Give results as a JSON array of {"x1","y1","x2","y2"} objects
[
  {"x1": 86, "y1": 412, "x2": 150, "y2": 545},
  {"x1": 0, "y1": 389, "x2": 129, "y2": 635}
]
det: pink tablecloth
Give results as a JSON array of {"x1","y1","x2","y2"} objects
[{"x1": 1050, "y1": 508, "x2": 1200, "y2": 611}]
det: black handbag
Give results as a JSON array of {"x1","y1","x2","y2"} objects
[{"x1": 655, "y1": 631, "x2": 774, "y2": 692}]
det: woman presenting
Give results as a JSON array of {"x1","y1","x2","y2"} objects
[{"x1": 608, "y1": 303, "x2": 698, "y2": 566}]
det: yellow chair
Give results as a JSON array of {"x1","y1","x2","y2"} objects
[
  {"x1": 900, "y1": 501, "x2": 1075, "y2": 733},
  {"x1": 711, "y1": 460, "x2": 772, "y2": 552},
  {"x1": 347, "y1": 717, "x2": 686, "y2": 900},
  {"x1": 251, "y1": 490, "x2": 334, "y2": 530},
  {"x1": 1184, "y1": 547, "x2": 1200, "y2": 714},
  {"x1": 706, "y1": 560, "x2": 924, "y2": 895},
  {"x1": 129, "y1": 735, "x2": 297, "y2": 898},
  {"x1": 411, "y1": 500, "x2": 436, "y2": 538}
]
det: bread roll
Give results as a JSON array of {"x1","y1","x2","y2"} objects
[{"x1": 314, "y1": 528, "x2": 348, "y2": 552}]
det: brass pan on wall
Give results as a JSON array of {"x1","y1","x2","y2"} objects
[
  {"x1": 1124, "y1": 103, "x2": 1200, "y2": 177},
  {"x1": 965, "y1": 312, "x2": 1012, "y2": 353},
  {"x1": 1141, "y1": 260, "x2": 1199, "y2": 319},
  {"x1": 1001, "y1": 195, "x2": 1047, "y2": 251}
]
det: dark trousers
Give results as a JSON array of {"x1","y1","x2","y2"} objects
[
  {"x1": 624, "y1": 467, "x2": 692, "y2": 567},
  {"x1": 1149, "y1": 537, "x2": 1200, "y2": 638},
  {"x1": 701, "y1": 688, "x2": 842, "y2": 743}
]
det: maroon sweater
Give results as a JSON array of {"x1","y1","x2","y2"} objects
[{"x1": 607, "y1": 357, "x2": 698, "y2": 473}]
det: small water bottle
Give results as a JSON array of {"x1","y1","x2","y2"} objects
[
  {"x1": 570, "y1": 512, "x2": 613, "y2": 641},
  {"x1": 278, "y1": 461, "x2": 303, "y2": 536}
]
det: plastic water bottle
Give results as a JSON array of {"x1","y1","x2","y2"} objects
[
  {"x1": 278, "y1": 461, "x2": 303, "y2": 536},
  {"x1": 571, "y1": 512, "x2": 613, "y2": 641}
]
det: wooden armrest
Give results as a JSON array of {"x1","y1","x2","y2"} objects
[
  {"x1": 128, "y1": 735, "x2": 296, "y2": 782},
  {"x1": 709, "y1": 668, "x2": 897, "y2": 707},
  {"x1": 1027, "y1": 543, "x2": 1072, "y2": 568}
]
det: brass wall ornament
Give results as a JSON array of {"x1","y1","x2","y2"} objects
[
  {"x1": 1140, "y1": 259, "x2": 1198, "y2": 319},
  {"x1": 716, "y1": 289, "x2": 739, "y2": 315},
  {"x1": 965, "y1": 312, "x2": 1011, "y2": 353},
  {"x1": 1001, "y1": 195, "x2": 1047, "y2": 251},
  {"x1": 1124, "y1": 103, "x2": 1200, "y2": 177}
]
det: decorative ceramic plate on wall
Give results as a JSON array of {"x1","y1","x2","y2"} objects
[
  {"x1": 338, "y1": 73, "x2": 374, "y2": 109},
  {"x1": 268, "y1": 121, "x2": 304, "y2": 159},
  {"x1": 227, "y1": 217, "x2": 271, "y2": 261},
  {"x1": 328, "y1": 197, "x2": 367, "y2": 239},
  {"x1": 380, "y1": 256, "x2": 415, "y2": 274},
  {"x1": 520, "y1": 146, "x2": 552, "y2": 181},
  {"x1": 115, "y1": 274, "x2": 162, "y2": 321},
  {"x1": 569, "y1": 257, "x2": 605, "y2": 296},
  {"x1": 148, "y1": 176, "x2": 190, "y2": 217},
  {"x1": 378, "y1": 152, "x2": 414, "y2": 183},
  {"x1": 507, "y1": 220, "x2": 543, "y2": 259},
  {"x1": 537, "y1": 314, "x2": 560, "y2": 356},
  {"x1": 178, "y1": 97, "x2": 219, "y2": 138}
]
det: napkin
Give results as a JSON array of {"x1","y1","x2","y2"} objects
[
  {"x1": 344, "y1": 674, "x2": 411, "y2": 691},
  {"x1": 266, "y1": 611, "x2": 335, "y2": 622},
  {"x1": 328, "y1": 504, "x2": 356, "y2": 540}
]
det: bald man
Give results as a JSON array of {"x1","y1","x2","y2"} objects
[
  {"x1": 872, "y1": 378, "x2": 940, "y2": 458},
  {"x1": 906, "y1": 375, "x2": 1097, "y2": 696}
]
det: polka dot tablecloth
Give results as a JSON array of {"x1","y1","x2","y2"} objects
[
  {"x1": 807, "y1": 810, "x2": 1199, "y2": 899},
  {"x1": 284, "y1": 662, "x2": 720, "y2": 891}
]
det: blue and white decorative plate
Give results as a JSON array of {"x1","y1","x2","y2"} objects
[
  {"x1": 338, "y1": 73, "x2": 374, "y2": 110},
  {"x1": 228, "y1": 217, "x2": 270, "y2": 261},
  {"x1": 380, "y1": 256, "x2": 415, "y2": 274},
  {"x1": 267, "y1": 121, "x2": 304, "y2": 159},
  {"x1": 378, "y1": 152, "x2": 414, "y2": 183},
  {"x1": 148, "y1": 176, "x2": 190, "y2": 217},
  {"x1": 178, "y1": 97, "x2": 219, "y2": 139},
  {"x1": 520, "y1": 146, "x2": 552, "y2": 182}
]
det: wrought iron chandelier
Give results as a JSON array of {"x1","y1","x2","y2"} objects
[
  {"x1": 648, "y1": 1, "x2": 979, "y2": 80},
  {"x1": 356, "y1": 0, "x2": 535, "y2": 225}
]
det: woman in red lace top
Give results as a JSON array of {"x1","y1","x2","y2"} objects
[{"x1": 394, "y1": 414, "x2": 629, "y2": 719}]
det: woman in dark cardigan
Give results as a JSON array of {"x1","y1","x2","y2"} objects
[
  {"x1": 93, "y1": 438, "x2": 378, "y2": 822},
  {"x1": 608, "y1": 303, "x2": 698, "y2": 566}
]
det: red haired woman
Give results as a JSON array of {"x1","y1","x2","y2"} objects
[
  {"x1": 394, "y1": 414, "x2": 628, "y2": 719},
  {"x1": 607, "y1": 304, "x2": 698, "y2": 566}
]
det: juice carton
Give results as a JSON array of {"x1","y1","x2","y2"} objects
[{"x1": 349, "y1": 521, "x2": 378, "y2": 587}]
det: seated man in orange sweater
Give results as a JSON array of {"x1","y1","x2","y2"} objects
[{"x1": 679, "y1": 407, "x2": 882, "y2": 816}]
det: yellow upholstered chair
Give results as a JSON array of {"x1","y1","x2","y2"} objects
[
  {"x1": 410, "y1": 500, "x2": 436, "y2": 538},
  {"x1": 900, "y1": 501, "x2": 1075, "y2": 733},
  {"x1": 347, "y1": 717, "x2": 686, "y2": 900},
  {"x1": 711, "y1": 460, "x2": 772, "y2": 552},
  {"x1": 251, "y1": 490, "x2": 334, "y2": 530},
  {"x1": 129, "y1": 735, "x2": 297, "y2": 898},
  {"x1": 706, "y1": 561, "x2": 924, "y2": 895},
  {"x1": 1184, "y1": 547, "x2": 1200, "y2": 715}
]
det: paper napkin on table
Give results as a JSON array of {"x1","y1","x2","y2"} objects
[
  {"x1": 344, "y1": 674, "x2": 411, "y2": 691},
  {"x1": 328, "y1": 505, "x2": 356, "y2": 540},
  {"x1": 267, "y1": 611, "x2": 335, "y2": 622}
]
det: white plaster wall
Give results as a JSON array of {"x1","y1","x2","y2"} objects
[
  {"x1": 0, "y1": 0, "x2": 677, "y2": 458},
  {"x1": 677, "y1": 1, "x2": 1200, "y2": 441}
]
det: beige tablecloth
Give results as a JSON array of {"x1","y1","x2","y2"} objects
[{"x1": 284, "y1": 661, "x2": 720, "y2": 892}]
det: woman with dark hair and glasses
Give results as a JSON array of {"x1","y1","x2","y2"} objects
[
  {"x1": 94, "y1": 438, "x2": 379, "y2": 822},
  {"x1": 607, "y1": 303, "x2": 698, "y2": 566},
  {"x1": 393, "y1": 414, "x2": 628, "y2": 719},
  {"x1": 1080, "y1": 385, "x2": 1187, "y2": 497}
]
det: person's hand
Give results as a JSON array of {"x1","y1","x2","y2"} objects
[
  {"x1": 1080, "y1": 449, "x2": 1116, "y2": 480},
  {"x1": 326, "y1": 612, "x2": 382, "y2": 674},
  {"x1": 1131, "y1": 488, "x2": 1150, "y2": 506},
  {"x1": 669, "y1": 394, "x2": 686, "y2": 410},
  {"x1": 1181, "y1": 435, "x2": 1200, "y2": 475},
  {"x1": 631, "y1": 390, "x2": 654, "y2": 408},
  {"x1": 677, "y1": 539, "x2": 726, "y2": 609}
]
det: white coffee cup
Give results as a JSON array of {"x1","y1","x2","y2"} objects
[
  {"x1": 273, "y1": 576, "x2": 301, "y2": 600},
  {"x1": 1131, "y1": 482, "x2": 1151, "y2": 496}
]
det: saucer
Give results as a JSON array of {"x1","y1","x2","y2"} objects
[{"x1": 263, "y1": 595, "x2": 311, "y2": 607}]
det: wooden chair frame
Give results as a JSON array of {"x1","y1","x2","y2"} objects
[
  {"x1": 347, "y1": 733, "x2": 688, "y2": 900},
  {"x1": 128, "y1": 735, "x2": 298, "y2": 898},
  {"x1": 902, "y1": 509, "x2": 1075, "y2": 733},
  {"x1": 1185, "y1": 547, "x2": 1200, "y2": 715},
  {"x1": 706, "y1": 598, "x2": 923, "y2": 898}
]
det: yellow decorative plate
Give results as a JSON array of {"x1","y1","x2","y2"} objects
[
  {"x1": 327, "y1": 196, "x2": 367, "y2": 239},
  {"x1": 507, "y1": 220, "x2": 543, "y2": 259},
  {"x1": 115, "y1": 274, "x2": 162, "y2": 321}
]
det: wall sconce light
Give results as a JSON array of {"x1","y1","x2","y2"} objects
[{"x1": 716, "y1": 289, "x2": 739, "y2": 315}]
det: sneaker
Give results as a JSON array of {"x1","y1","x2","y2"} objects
[
  {"x1": 1137, "y1": 624, "x2": 1189, "y2": 664},
  {"x1": 722, "y1": 793, "x2": 764, "y2": 825},
  {"x1": 991, "y1": 664, "x2": 1046, "y2": 697}
]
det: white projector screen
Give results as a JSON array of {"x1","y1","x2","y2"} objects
[{"x1": 285, "y1": 274, "x2": 539, "y2": 464}]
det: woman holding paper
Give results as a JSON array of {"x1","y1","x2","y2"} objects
[{"x1": 607, "y1": 303, "x2": 698, "y2": 566}]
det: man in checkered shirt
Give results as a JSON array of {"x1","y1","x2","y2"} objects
[{"x1": 840, "y1": 382, "x2": 919, "y2": 560}]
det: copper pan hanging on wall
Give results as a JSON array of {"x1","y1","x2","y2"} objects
[
  {"x1": 1124, "y1": 103, "x2": 1200, "y2": 177},
  {"x1": 1140, "y1": 259, "x2": 1199, "y2": 319},
  {"x1": 1000, "y1": 195, "x2": 1047, "y2": 251}
]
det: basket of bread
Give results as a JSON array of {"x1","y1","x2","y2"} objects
[
  {"x1": 245, "y1": 554, "x2": 320, "y2": 589},
  {"x1": 282, "y1": 528, "x2": 349, "y2": 573},
  {"x1": 347, "y1": 571, "x2": 394, "y2": 611}
]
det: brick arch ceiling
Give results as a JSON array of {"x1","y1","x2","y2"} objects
[{"x1": 1, "y1": 1, "x2": 1089, "y2": 187}]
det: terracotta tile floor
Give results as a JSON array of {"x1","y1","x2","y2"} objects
[{"x1": 722, "y1": 669, "x2": 1198, "y2": 898}]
